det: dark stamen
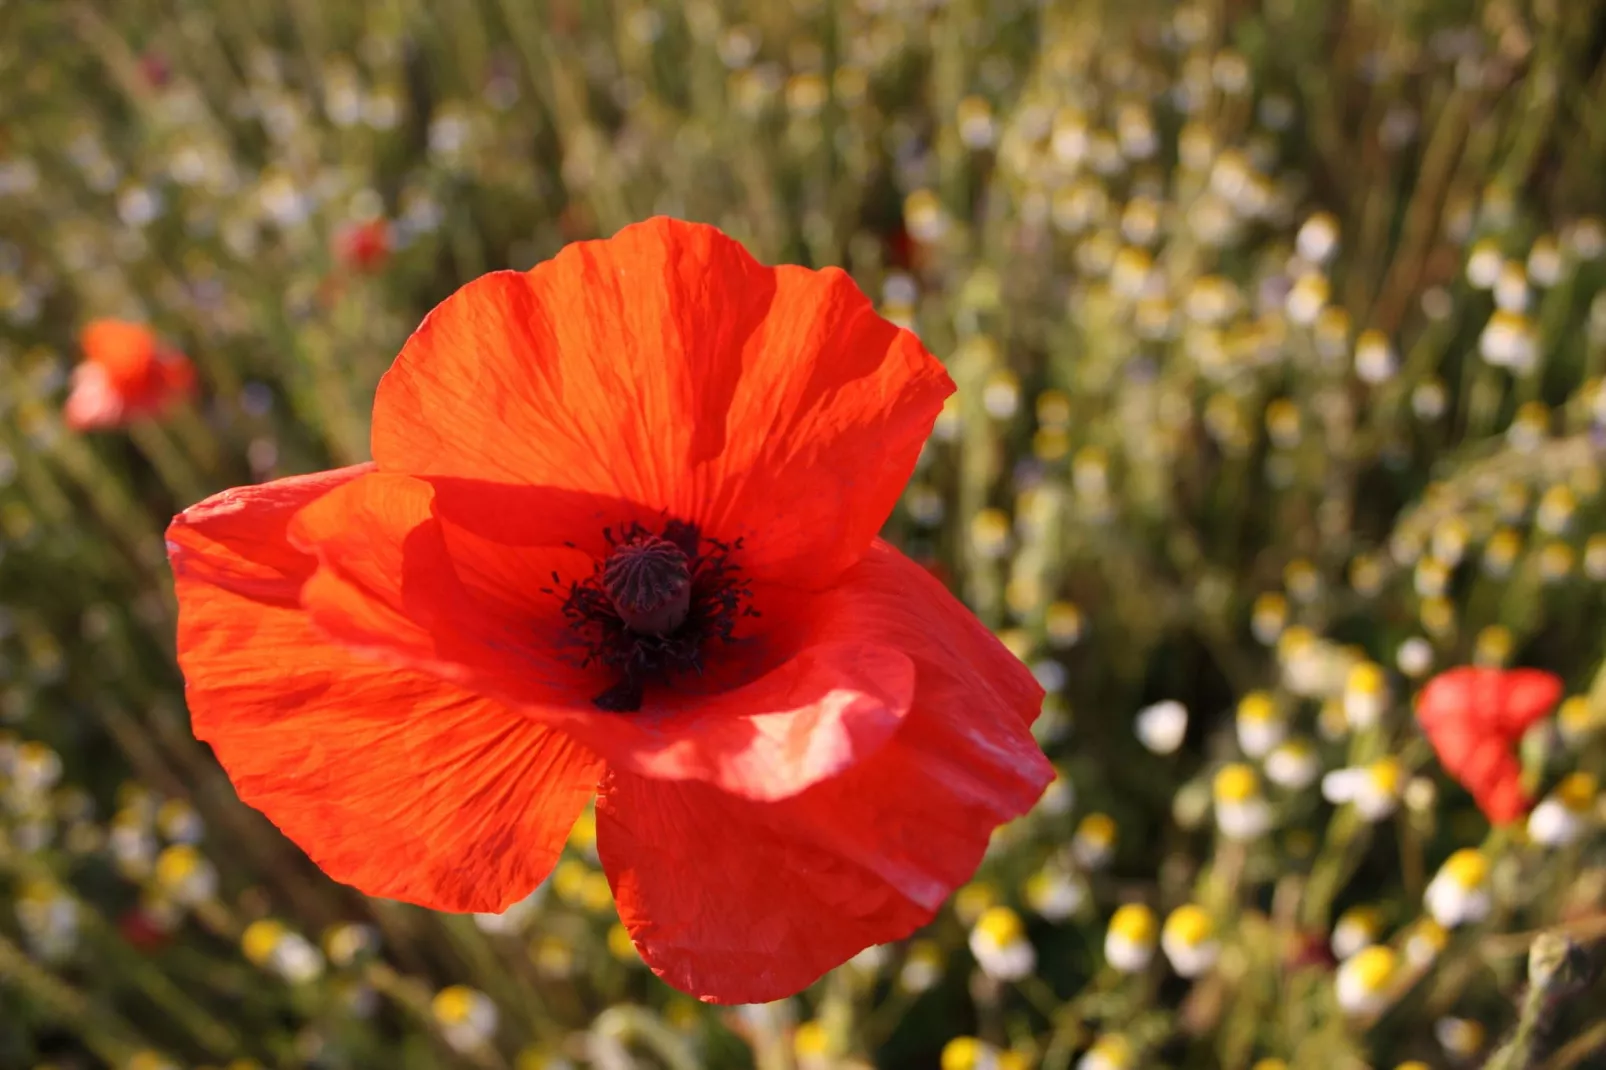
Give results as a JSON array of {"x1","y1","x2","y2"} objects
[{"x1": 555, "y1": 519, "x2": 753, "y2": 711}]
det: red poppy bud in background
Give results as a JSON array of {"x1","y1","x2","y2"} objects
[{"x1": 1416, "y1": 666, "x2": 1563, "y2": 825}]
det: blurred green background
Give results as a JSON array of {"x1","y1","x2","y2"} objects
[{"x1": 6, "y1": 0, "x2": 1606, "y2": 1067}]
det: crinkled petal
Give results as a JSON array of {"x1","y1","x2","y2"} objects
[
  {"x1": 168, "y1": 470, "x2": 600, "y2": 912},
  {"x1": 596, "y1": 544, "x2": 1051, "y2": 1003},
  {"x1": 370, "y1": 216, "x2": 952, "y2": 590},
  {"x1": 168, "y1": 465, "x2": 375, "y2": 603}
]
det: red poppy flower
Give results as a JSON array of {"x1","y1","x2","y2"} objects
[
  {"x1": 1416, "y1": 666, "x2": 1564, "y2": 824},
  {"x1": 137, "y1": 51, "x2": 171, "y2": 90},
  {"x1": 334, "y1": 219, "x2": 391, "y2": 273},
  {"x1": 118, "y1": 905, "x2": 173, "y2": 953},
  {"x1": 884, "y1": 222, "x2": 930, "y2": 273},
  {"x1": 167, "y1": 217, "x2": 1052, "y2": 1003},
  {"x1": 67, "y1": 319, "x2": 195, "y2": 431}
]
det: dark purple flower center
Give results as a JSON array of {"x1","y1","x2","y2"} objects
[{"x1": 550, "y1": 519, "x2": 756, "y2": 712}]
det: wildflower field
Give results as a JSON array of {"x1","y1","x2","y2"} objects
[{"x1": 7, "y1": 0, "x2": 1606, "y2": 1067}]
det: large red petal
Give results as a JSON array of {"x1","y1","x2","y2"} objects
[
  {"x1": 168, "y1": 471, "x2": 601, "y2": 911},
  {"x1": 596, "y1": 544, "x2": 1051, "y2": 1003},
  {"x1": 370, "y1": 217, "x2": 953, "y2": 590},
  {"x1": 286, "y1": 470, "x2": 593, "y2": 696},
  {"x1": 168, "y1": 465, "x2": 375, "y2": 603}
]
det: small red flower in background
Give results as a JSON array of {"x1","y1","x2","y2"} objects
[
  {"x1": 884, "y1": 222, "x2": 932, "y2": 274},
  {"x1": 66, "y1": 319, "x2": 195, "y2": 431},
  {"x1": 118, "y1": 905, "x2": 172, "y2": 953},
  {"x1": 138, "y1": 52, "x2": 171, "y2": 90},
  {"x1": 334, "y1": 219, "x2": 391, "y2": 273},
  {"x1": 1416, "y1": 666, "x2": 1564, "y2": 824},
  {"x1": 167, "y1": 217, "x2": 1052, "y2": 1004}
]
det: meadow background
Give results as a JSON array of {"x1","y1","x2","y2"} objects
[{"x1": 5, "y1": 0, "x2": 1606, "y2": 1067}]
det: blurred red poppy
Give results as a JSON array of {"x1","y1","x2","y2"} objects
[
  {"x1": 334, "y1": 219, "x2": 391, "y2": 273},
  {"x1": 66, "y1": 319, "x2": 195, "y2": 430},
  {"x1": 167, "y1": 217, "x2": 1052, "y2": 1003},
  {"x1": 118, "y1": 906, "x2": 172, "y2": 952},
  {"x1": 138, "y1": 52, "x2": 171, "y2": 90},
  {"x1": 1416, "y1": 666, "x2": 1563, "y2": 824}
]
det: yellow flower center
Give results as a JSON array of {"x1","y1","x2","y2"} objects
[
  {"x1": 1077, "y1": 812, "x2": 1117, "y2": 847},
  {"x1": 793, "y1": 1021, "x2": 830, "y2": 1058},
  {"x1": 997, "y1": 1051, "x2": 1030, "y2": 1070},
  {"x1": 975, "y1": 905, "x2": 1025, "y2": 946},
  {"x1": 1276, "y1": 626, "x2": 1316, "y2": 658},
  {"x1": 1410, "y1": 918, "x2": 1449, "y2": 951},
  {"x1": 126, "y1": 1053, "x2": 176, "y2": 1070},
  {"x1": 154, "y1": 844, "x2": 200, "y2": 888},
  {"x1": 1420, "y1": 596, "x2": 1455, "y2": 635},
  {"x1": 580, "y1": 871, "x2": 614, "y2": 913},
  {"x1": 432, "y1": 985, "x2": 479, "y2": 1025},
  {"x1": 940, "y1": 1037, "x2": 989, "y2": 1070},
  {"x1": 1215, "y1": 763, "x2": 1260, "y2": 803},
  {"x1": 906, "y1": 939, "x2": 943, "y2": 970},
  {"x1": 1367, "y1": 758, "x2": 1402, "y2": 797},
  {"x1": 1336, "y1": 906, "x2": 1382, "y2": 939},
  {"x1": 1349, "y1": 945, "x2": 1397, "y2": 991},
  {"x1": 1556, "y1": 772, "x2": 1598, "y2": 812},
  {"x1": 997, "y1": 628, "x2": 1032, "y2": 661},
  {"x1": 607, "y1": 923, "x2": 638, "y2": 962},
  {"x1": 1110, "y1": 903, "x2": 1158, "y2": 945},
  {"x1": 1487, "y1": 528, "x2": 1522, "y2": 563},
  {"x1": 1164, "y1": 905, "x2": 1214, "y2": 947},
  {"x1": 1540, "y1": 484, "x2": 1577, "y2": 519},
  {"x1": 1442, "y1": 848, "x2": 1488, "y2": 888},
  {"x1": 1088, "y1": 1035, "x2": 1133, "y2": 1068},
  {"x1": 1347, "y1": 661, "x2": 1384, "y2": 695},
  {"x1": 1045, "y1": 601, "x2": 1085, "y2": 645},
  {"x1": 241, "y1": 919, "x2": 286, "y2": 966},
  {"x1": 954, "y1": 882, "x2": 999, "y2": 923},
  {"x1": 1036, "y1": 389, "x2": 1072, "y2": 428},
  {"x1": 552, "y1": 859, "x2": 589, "y2": 903},
  {"x1": 1559, "y1": 696, "x2": 1596, "y2": 732},
  {"x1": 1540, "y1": 542, "x2": 1575, "y2": 577},
  {"x1": 1475, "y1": 626, "x2": 1513, "y2": 665},
  {"x1": 18, "y1": 878, "x2": 61, "y2": 907},
  {"x1": 1253, "y1": 592, "x2": 1288, "y2": 627},
  {"x1": 1237, "y1": 692, "x2": 1277, "y2": 724}
]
